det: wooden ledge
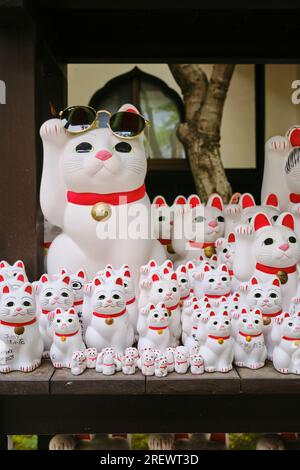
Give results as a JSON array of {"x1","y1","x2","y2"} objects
[
  {"x1": 0, "y1": 361, "x2": 54, "y2": 395},
  {"x1": 237, "y1": 362, "x2": 300, "y2": 394}
]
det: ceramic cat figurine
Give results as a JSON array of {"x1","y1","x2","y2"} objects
[
  {"x1": 233, "y1": 308, "x2": 267, "y2": 369},
  {"x1": 193, "y1": 263, "x2": 232, "y2": 302},
  {"x1": 0, "y1": 283, "x2": 43, "y2": 373},
  {"x1": 49, "y1": 308, "x2": 85, "y2": 368},
  {"x1": 60, "y1": 268, "x2": 87, "y2": 335},
  {"x1": 137, "y1": 303, "x2": 170, "y2": 352},
  {"x1": 140, "y1": 350, "x2": 156, "y2": 376},
  {"x1": 215, "y1": 233, "x2": 239, "y2": 291},
  {"x1": 285, "y1": 147, "x2": 300, "y2": 241},
  {"x1": 40, "y1": 104, "x2": 165, "y2": 288},
  {"x1": 85, "y1": 347, "x2": 97, "y2": 368},
  {"x1": 122, "y1": 354, "x2": 136, "y2": 375},
  {"x1": 95, "y1": 347, "x2": 122, "y2": 373},
  {"x1": 171, "y1": 194, "x2": 225, "y2": 266},
  {"x1": 152, "y1": 196, "x2": 175, "y2": 258},
  {"x1": 71, "y1": 350, "x2": 86, "y2": 375},
  {"x1": 224, "y1": 193, "x2": 242, "y2": 236},
  {"x1": 165, "y1": 347, "x2": 175, "y2": 372},
  {"x1": 239, "y1": 193, "x2": 280, "y2": 225},
  {"x1": 199, "y1": 310, "x2": 234, "y2": 372},
  {"x1": 84, "y1": 272, "x2": 134, "y2": 353},
  {"x1": 246, "y1": 276, "x2": 283, "y2": 360},
  {"x1": 273, "y1": 312, "x2": 300, "y2": 374},
  {"x1": 184, "y1": 303, "x2": 209, "y2": 352},
  {"x1": 0, "y1": 260, "x2": 28, "y2": 281},
  {"x1": 139, "y1": 270, "x2": 181, "y2": 347},
  {"x1": 233, "y1": 212, "x2": 300, "y2": 310},
  {"x1": 190, "y1": 353, "x2": 204, "y2": 374},
  {"x1": 174, "y1": 346, "x2": 190, "y2": 374},
  {"x1": 35, "y1": 273, "x2": 74, "y2": 355},
  {"x1": 124, "y1": 346, "x2": 139, "y2": 365},
  {"x1": 154, "y1": 354, "x2": 168, "y2": 377},
  {"x1": 176, "y1": 265, "x2": 192, "y2": 307}
]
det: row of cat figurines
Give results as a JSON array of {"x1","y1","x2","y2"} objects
[{"x1": 2, "y1": 247, "x2": 300, "y2": 374}]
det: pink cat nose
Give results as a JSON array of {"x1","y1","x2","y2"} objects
[
  {"x1": 95, "y1": 150, "x2": 112, "y2": 161},
  {"x1": 107, "y1": 299, "x2": 112, "y2": 304},
  {"x1": 279, "y1": 243, "x2": 289, "y2": 252},
  {"x1": 208, "y1": 220, "x2": 218, "y2": 228},
  {"x1": 16, "y1": 308, "x2": 22, "y2": 312}
]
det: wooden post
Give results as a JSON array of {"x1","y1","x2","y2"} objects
[{"x1": 0, "y1": 23, "x2": 67, "y2": 280}]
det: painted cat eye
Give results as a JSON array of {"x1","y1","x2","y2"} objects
[{"x1": 59, "y1": 105, "x2": 149, "y2": 139}]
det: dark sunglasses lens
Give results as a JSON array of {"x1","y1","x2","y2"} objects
[
  {"x1": 60, "y1": 106, "x2": 96, "y2": 133},
  {"x1": 110, "y1": 112, "x2": 146, "y2": 138}
]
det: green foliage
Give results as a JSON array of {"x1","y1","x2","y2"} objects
[
  {"x1": 131, "y1": 434, "x2": 149, "y2": 450},
  {"x1": 12, "y1": 435, "x2": 37, "y2": 450},
  {"x1": 229, "y1": 433, "x2": 259, "y2": 450}
]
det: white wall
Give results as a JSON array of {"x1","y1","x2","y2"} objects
[{"x1": 68, "y1": 64, "x2": 256, "y2": 168}]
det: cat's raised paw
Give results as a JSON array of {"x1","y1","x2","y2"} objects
[
  {"x1": 235, "y1": 224, "x2": 253, "y2": 238},
  {"x1": 266, "y1": 136, "x2": 289, "y2": 151}
]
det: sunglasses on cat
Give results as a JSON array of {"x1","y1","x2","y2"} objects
[{"x1": 59, "y1": 106, "x2": 149, "y2": 139}]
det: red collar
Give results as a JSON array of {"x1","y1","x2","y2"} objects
[
  {"x1": 103, "y1": 363, "x2": 115, "y2": 367},
  {"x1": 159, "y1": 239, "x2": 171, "y2": 246},
  {"x1": 208, "y1": 334, "x2": 230, "y2": 341},
  {"x1": 55, "y1": 330, "x2": 79, "y2": 338},
  {"x1": 93, "y1": 308, "x2": 126, "y2": 319},
  {"x1": 67, "y1": 184, "x2": 146, "y2": 206},
  {"x1": 283, "y1": 336, "x2": 300, "y2": 341},
  {"x1": 42, "y1": 309, "x2": 51, "y2": 315},
  {"x1": 204, "y1": 292, "x2": 231, "y2": 299},
  {"x1": 262, "y1": 310, "x2": 282, "y2": 318},
  {"x1": 239, "y1": 331, "x2": 262, "y2": 339},
  {"x1": 144, "y1": 362, "x2": 154, "y2": 367},
  {"x1": 148, "y1": 325, "x2": 168, "y2": 331},
  {"x1": 126, "y1": 297, "x2": 136, "y2": 306},
  {"x1": 180, "y1": 293, "x2": 190, "y2": 301},
  {"x1": 256, "y1": 263, "x2": 297, "y2": 275},
  {"x1": 188, "y1": 241, "x2": 215, "y2": 249},
  {"x1": 167, "y1": 303, "x2": 179, "y2": 311},
  {"x1": 176, "y1": 360, "x2": 188, "y2": 364},
  {"x1": 0, "y1": 318, "x2": 37, "y2": 327},
  {"x1": 290, "y1": 193, "x2": 300, "y2": 204},
  {"x1": 74, "y1": 299, "x2": 83, "y2": 306}
]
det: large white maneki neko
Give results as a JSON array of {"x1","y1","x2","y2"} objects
[{"x1": 40, "y1": 104, "x2": 165, "y2": 285}]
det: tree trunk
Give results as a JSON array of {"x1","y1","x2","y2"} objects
[{"x1": 169, "y1": 64, "x2": 235, "y2": 202}]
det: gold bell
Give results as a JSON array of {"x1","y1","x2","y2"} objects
[
  {"x1": 14, "y1": 326, "x2": 24, "y2": 336},
  {"x1": 218, "y1": 338, "x2": 224, "y2": 345},
  {"x1": 246, "y1": 335, "x2": 252, "y2": 342},
  {"x1": 91, "y1": 202, "x2": 112, "y2": 222},
  {"x1": 167, "y1": 310, "x2": 172, "y2": 317},
  {"x1": 204, "y1": 245, "x2": 216, "y2": 258},
  {"x1": 60, "y1": 336, "x2": 66, "y2": 342},
  {"x1": 263, "y1": 316, "x2": 271, "y2": 326},
  {"x1": 167, "y1": 243, "x2": 176, "y2": 254},
  {"x1": 294, "y1": 340, "x2": 300, "y2": 347},
  {"x1": 157, "y1": 329, "x2": 163, "y2": 335},
  {"x1": 105, "y1": 317, "x2": 114, "y2": 326},
  {"x1": 276, "y1": 270, "x2": 288, "y2": 285}
]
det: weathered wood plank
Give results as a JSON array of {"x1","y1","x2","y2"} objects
[
  {"x1": 146, "y1": 369, "x2": 240, "y2": 395},
  {"x1": 50, "y1": 369, "x2": 146, "y2": 395},
  {"x1": 0, "y1": 361, "x2": 54, "y2": 395},
  {"x1": 237, "y1": 362, "x2": 300, "y2": 394}
]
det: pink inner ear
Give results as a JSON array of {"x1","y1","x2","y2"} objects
[
  {"x1": 241, "y1": 193, "x2": 255, "y2": 209},
  {"x1": 212, "y1": 255, "x2": 218, "y2": 261},
  {"x1": 281, "y1": 213, "x2": 295, "y2": 231},
  {"x1": 69, "y1": 308, "x2": 75, "y2": 315},
  {"x1": 16, "y1": 261, "x2": 24, "y2": 268},
  {"x1": 115, "y1": 277, "x2": 123, "y2": 286},
  {"x1": 221, "y1": 265, "x2": 228, "y2": 272},
  {"x1": 255, "y1": 309, "x2": 261, "y2": 315},
  {"x1": 62, "y1": 275, "x2": 70, "y2": 285},
  {"x1": 154, "y1": 196, "x2": 166, "y2": 207},
  {"x1": 152, "y1": 274, "x2": 160, "y2": 282},
  {"x1": 105, "y1": 270, "x2": 111, "y2": 278},
  {"x1": 210, "y1": 195, "x2": 223, "y2": 211},
  {"x1": 253, "y1": 213, "x2": 271, "y2": 231},
  {"x1": 3, "y1": 285, "x2": 10, "y2": 294},
  {"x1": 228, "y1": 232, "x2": 235, "y2": 243},
  {"x1": 251, "y1": 277, "x2": 258, "y2": 285},
  {"x1": 161, "y1": 303, "x2": 165, "y2": 308},
  {"x1": 241, "y1": 308, "x2": 247, "y2": 314},
  {"x1": 171, "y1": 273, "x2": 177, "y2": 281},
  {"x1": 60, "y1": 268, "x2": 67, "y2": 275},
  {"x1": 124, "y1": 270, "x2": 131, "y2": 278},
  {"x1": 56, "y1": 308, "x2": 62, "y2": 314},
  {"x1": 17, "y1": 274, "x2": 24, "y2": 282},
  {"x1": 0, "y1": 274, "x2": 4, "y2": 282},
  {"x1": 223, "y1": 311, "x2": 228, "y2": 316},
  {"x1": 149, "y1": 304, "x2": 155, "y2": 310},
  {"x1": 175, "y1": 196, "x2": 186, "y2": 205},
  {"x1": 204, "y1": 265, "x2": 210, "y2": 272},
  {"x1": 265, "y1": 193, "x2": 278, "y2": 208},
  {"x1": 125, "y1": 107, "x2": 138, "y2": 114},
  {"x1": 206, "y1": 303, "x2": 211, "y2": 308},
  {"x1": 284, "y1": 312, "x2": 290, "y2": 318},
  {"x1": 163, "y1": 268, "x2": 169, "y2": 275},
  {"x1": 180, "y1": 266, "x2": 187, "y2": 273},
  {"x1": 203, "y1": 296, "x2": 208, "y2": 302},
  {"x1": 150, "y1": 261, "x2": 156, "y2": 267},
  {"x1": 189, "y1": 195, "x2": 201, "y2": 208},
  {"x1": 194, "y1": 304, "x2": 199, "y2": 309},
  {"x1": 77, "y1": 270, "x2": 85, "y2": 279},
  {"x1": 24, "y1": 285, "x2": 32, "y2": 295},
  {"x1": 272, "y1": 278, "x2": 280, "y2": 287},
  {"x1": 94, "y1": 278, "x2": 101, "y2": 286},
  {"x1": 166, "y1": 261, "x2": 173, "y2": 268},
  {"x1": 187, "y1": 263, "x2": 194, "y2": 269},
  {"x1": 210, "y1": 311, "x2": 216, "y2": 317},
  {"x1": 41, "y1": 274, "x2": 49, "y2": 283}
]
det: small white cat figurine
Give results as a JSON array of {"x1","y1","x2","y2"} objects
[
  {"x1": 49, "y1": 308, "x2": 85, "y2": 368},
  {"x1": 122, "y1": 354, "x2": 136, "y2": 375},
  {"x1": 0, "y1": 260, "x2": 28, "y2": 281},
  {"x1": 273, "y1": 312, "x2": 300, "y2": 374},
  {"x1": 190, "y1": 353, "x2": 204, "y2": 375},
  {"x1": 84, "y1": 272, "x2": 134, "y2": 353},
  {"x1": 71, "y1": 350, "x2": 86, "y2": 376},
  {"x1": 0, "y1": 283, "x2": 43, "y2": 373},
  {"x1": 85, "y1": 347, "x2": 97, "y2": 368},
  {"x1": 140, "y1": 350, "x2": 156, "y2": 376},
  {"x1": 193, "y1": 263, "x2": 232, "y2": 302},
  {"x1": 137, "y1": 303, "x2": 170, "y2": 352},
  {"x1": 165, "y1": 347, "x2": 175, "y2": 373},
  {"x1": 155, "y1": 354, "x2": 168, "y2": 377},
  {"x1": 199, "y1": 310, "x2": 234, "y2": 373},
  {"x1": 174, "y1": 346, "x2": 190, "y2": 374},
  {"x1": 215, "y1": 233, "x2": 239, "y2": 291},
  {"x1": 233, "y1": 308, "x2": 267, "y2": 369}
]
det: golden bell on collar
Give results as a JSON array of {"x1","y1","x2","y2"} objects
[
  {"x1": 14, "y1": 326, "x2": 24, "y2": 336},
  {"x1": 204, "y1": 245, "x2": 216, "y2": 258},
  {"x1": 91, "y1": 202, "x2": 112, "y2": 222},
  {"x1": 276, "y1": 270, "x2": 288, "y2": 285},
  {"x1": 263, "y1": 316, "x2": 271, "y2": 326},
  {"x1": 167, "y1": 243, "x2": 176, "y2": 255},
  {"x1": 105, "y1": 317, "x2": 114, "y2": 326}
]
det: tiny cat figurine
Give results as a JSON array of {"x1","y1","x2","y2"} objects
[
  {"x1": 171, "y1": 194, "x2": 225, "y2": 266},
  {"x1": 85, "y1": 347, "x2": 97, "y2": 368},
  {"x1": 152, "y1": 196, "x2": 175, "y2": 258},
  {"x1": 49, "y1": 308, "x2": 85, "y2": 368},
  {"x1": 193, "y1": 263, "x2": 232, "y2": 302},
  {"x1": 111, "y1": 265, "x2": 138, "y2": 336},
  {"x1": 35, "y1": 273, "x2": 74, "y2": 355},
  {"x1": 215, "y1": 233, "x2": 239, "y2": 291},
  {"x1": 84, "y1": 271, "x2": 134, "y2": 353},
  {"x1": 239, "y1": 193, "x2": 280, "y2": 225},
  {"x1": 233, "y1": 212, "x2": 300, "y2": 310},
  {"x1": 176, "y1": 265, "x2": 192, "y2": 307},
  {"x1": 199, "y1": 310, "x2": 234, "y2": 373},
  {"x1": 0, "y1": 260, "x2": 28, "y2": 281},
  {"x1": 95, "y1": 347, "x2": 121, "y2": 372},
  {"x1": 273, "y1": 312, "x2": 300, "y2": 374},
  {"x1": 122, "y1": 354, "x2": 136, "y2": 375},
  {"x1": 60, "y1": 268, "x2": 87, "y2": 318},
  {"x1": 155, "y1": 354, "x2": 168, "y2": 377},
  {"x1": 100, "y1": 350, "x2": 117, "y2": 376},
  {"x1": 40, "y1": 104, "x2": 166, "y2": 289},
  {"x1": 124, "y1": 346, "x2": 139, "y2": 365},
  {"x1": 184, "y1": 304, "x2": 207, "y2": 352},
  {"x1": 165, "y1": 347, "x2": 175, "y2": 373},
  {"x1": 71, "y1": 350, "x2": 86, "y2": 376},
  {"x1": 190, "y1": 353, "x2": 204, "y2": 375},
  {"x1": 233, "y1": 308, "x2": 267, "y2": 369},
  {"x1": 174, "y1": 346, "x2": 190, "y2": 374},
  {"x1": 137, "y1": 303, "x2": 170, "y2": 352},
  {"x1": 0, "y1": 283, "x2": 43, "y2": 373},
  {"x1": 139, "y1": 271, "x2": 181, "y2": 347},
  {"x1": 246, "y1": 276, "x2": 283, "y2": 360},
  {"x1": 140, "y1": 350, "x2": 156, "y2": 376}
]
